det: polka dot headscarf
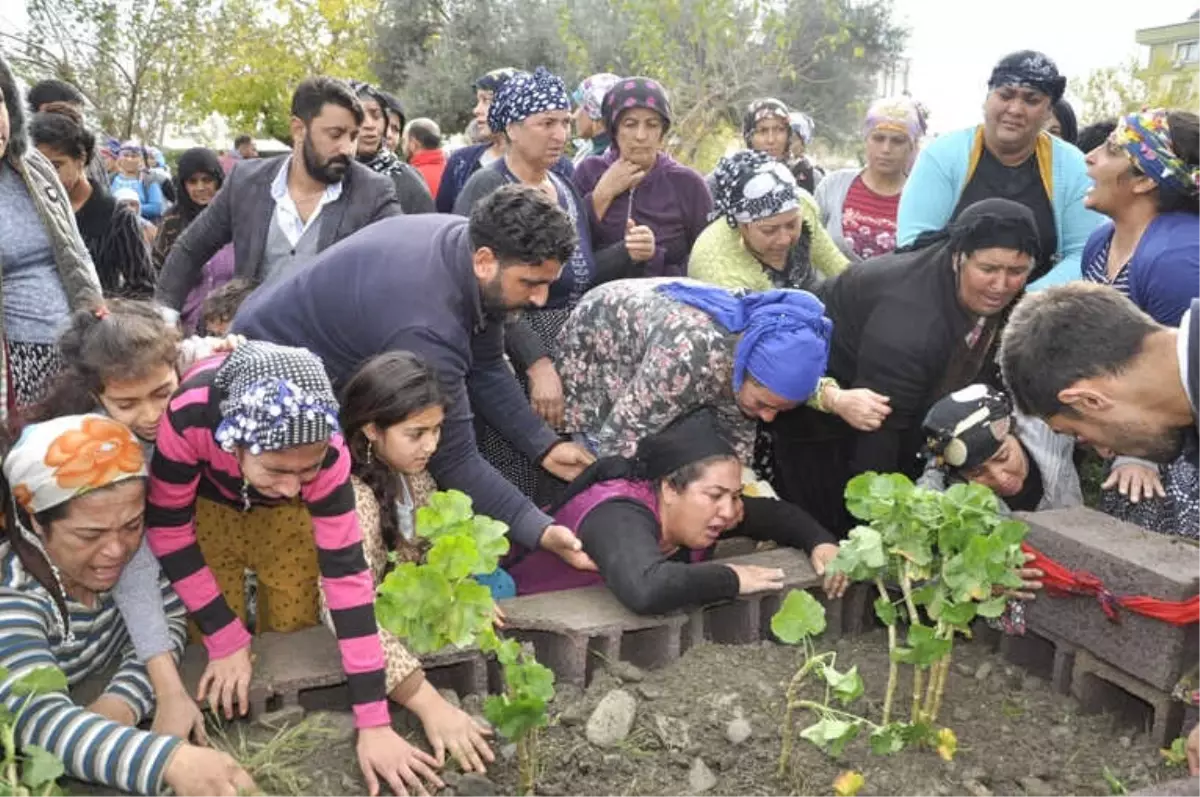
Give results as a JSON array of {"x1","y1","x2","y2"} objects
[
  {"x1": 709, "y1": 149, "x2": 800, "y2": 228},
  {"x1": 214, "y1": 341, "x2": 340, "y2": 455},
  {"x1": 487, "y1": 66, "x2": 571, "y2": 135}
]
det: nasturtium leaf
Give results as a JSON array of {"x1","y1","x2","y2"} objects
[
  {"x1": 827, "y1": 526, "x2": 887, "y2": 581},
  {"x1": 427, "y1": 534, "x2": 482, "y2": 582},
  {"x1": 21, "y1": 744, "x2": 64, "y2": 788},
  {"x1": 485, "y1": 694, "x2": 549, "y2": 740},
  {"x1": 822, "y1": 664, "x2": 865, "y2": 705},
  {"x1": 873, "y1": 595, "x2": 897, "y2": 626},
  {"x1": 770, "y1": 589, "x2": 827, "y2": 644},
  {"x1": 937, "y1": 600, "x2": 978, "y2": 627},
  {"x1": 994, "y1": 518, "x2": 1029, "y2": 547},
  {"x1": 868, "y1": 724, "x2": 906, "y2": 755},
  {"x1": 800, "y1": 717, "x2": 861, "y2": 757},
  {"x1": 976, "y1": 595, "x2": 1009, "y2": 618},
  {"x1": 506, "y1": 658, "x2": 556, "y2": 703},
  {"x1": 11, "y1": 666, "x2": 67, "y2": 696},
  {"x1": 891, "y1": 625, "x2": 951, "y2": 667},
  {"x1": 416, "y1": 490, "x2": 475, "y2": 540},
  {"x1": 494, "y1": 638, "x2": 523, "y2": 668}
]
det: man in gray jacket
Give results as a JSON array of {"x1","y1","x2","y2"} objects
[{"x1": 155, "y1": 76, "x2": 401, "y2": 312}]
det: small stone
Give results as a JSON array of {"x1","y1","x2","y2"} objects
[
  {"x1": 1049, "y1": 724, "x2": 1071, "y2": 739},
  {"x1": 952, "y1": 706, "x2": 972, "y2": 723},
  {"x1": 635, "y1": 683, "x2": 664, "y2": 701},
  {"x1": 1018, "y1": 775, "x2": 1054, "y2": 797},
  {"x1": 725, "y1": 717, "x2": 752, "y2": 745},
  {"x1": 500, "y1": 743, "x2": 518, "y2": 761},
  {"x1": 461, "y1": 694, "x2": 483, "y2": 716},
  {"x1": 962, "y1": 785, "x2": 990, "y2": 797},
  {"x1": 438, "y1": 688, "x2": 462, "y2": 710},
  {"x1": 559, "y1": 700, "x2": 588, "y2": 727},
  {"x1": 254, "y1": 704, "x2": 305, "y2": 729},
  {"x1": 653, "y1": 713, "x2": 692, "y2": 751},
  {"x1": 607, "y1": 660, "x2": 647, "y2": 683},
  {"x1": 443, "y1": 771, "x2": 462, "y2": 788},
  {"x1": 688, "y1": 757, "x2": 717, "y2": 793},
  {"x1": 954, "y1": 662, "x2": 974, "y2": 676},
  {"x1": 1118, "y1": 735, "x2": 1132, "y2": 748},
  {"x1": 456, "y1": 774, "x2": 497, "y2": 797},
  {"x1": 961, "y1": 767, "x2": 988, "y2": 785},
  {"x1": 586, "y1": 689, "x2": 638, "y2": 748},
  {"x1": 974, "y1": 662, "x2": 994, "y2": 681},
  {"x1": 1021, "y1": 675, "x2": 1045, "y2": 692}
]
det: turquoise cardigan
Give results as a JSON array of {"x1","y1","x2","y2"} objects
[{"x1": 896, "y1": 126, "x2": 1104, "y2": 290}]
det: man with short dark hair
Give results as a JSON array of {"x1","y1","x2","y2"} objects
[
  {"x1": 403, "y1": 117, "x2": 445, "y2": 200},
  {"x1": 233, "y1": 134, "x2": 257, "y2": 159},
  {"x1": 155, "y1": 76, "x2": 401, "y2": 313},
  {"x1": 26, "y1": 78, "x2": 110, "y2": 192},
  {"x1": 233, "y1": 184, "x2": 599, "y2": 572},
  {"x1": 349, "y1": 80, "x2": 434, "y2": 213},
  {"x1": 1000, "y1": 283, "x2": 1198, "y2": 460}
]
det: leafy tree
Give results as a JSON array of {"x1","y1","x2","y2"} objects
[
  {"x1": 2, "y1": 0, "x2": 209, "y2": 140},
  {"x1": 1071, "y1": 54, "x2": 1197, "y2": 125}
]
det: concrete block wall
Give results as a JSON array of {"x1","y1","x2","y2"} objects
[
  {"x1": 1016, "y1": 507, "x2": 1199, "y2": 693},
  {"x1": 1071, "y1": 650, "x2": 1186, "y2": 746}
]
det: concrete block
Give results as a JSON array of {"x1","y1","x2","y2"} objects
[
  {"x1": 705, "y1": 598, "x2": 761, "y2": 645},
  {"x1": 682, "y1": 609, "x2": 706, "y2": 654},
  {"x1": 1071, "y1": 650, "x2": 1186, "y2": 746},
  {"x1": 1016, "y1": 507, "x2": 1200, "y2": 692},
  {"x1": 838, "y1": 582, "x2": 873, "y2": 636},
  {"x1": 620, "y1": 624, "x2": 682, "y2": 670},
  {"x1": 999, "y1": 627, "x2": 1076, "y2": 695},
  {"x1": 420, "y1": 647, "x2": 489, "y2": 696},
  {"x1": 506, "y1": 628, "x2": 591, "y2": 687},
  {"x1": 1131, "y1": 777, "x2": 1200, "y2": 796}
]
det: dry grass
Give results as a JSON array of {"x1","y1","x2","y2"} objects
[{"x1": 207, "y1": 712, "x2": 343, "y2": 795}]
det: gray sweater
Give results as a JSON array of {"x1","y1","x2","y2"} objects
[{"x1": 812, "y1": 167, "x2": 863, "y2": 262}]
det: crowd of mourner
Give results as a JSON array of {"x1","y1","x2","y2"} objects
[{"x1": 0, "y1": 45, "x2": 1197, "y2": 794}]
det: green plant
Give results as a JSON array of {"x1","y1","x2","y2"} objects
[
  {"x1": 1, "y1": 665, "x2": 68, "y2": 796},
  {"x1": 1102, "y1": 766, "x2": 1128, "y2": 796},
  {"x1": 1161, "y1": 736, "x2": 1190, "y2": 768},
  {"x1": 374, "y1": 490, "x2": 554, "y2": 796},
  {"x1": 829, "y1": 473, "x2": 1027, "y2": 727},
  {"x1": 208, "y1": 711, "x2": 342, "y2": 795}
]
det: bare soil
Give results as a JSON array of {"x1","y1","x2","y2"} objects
[{"x1": 68, "y1": 630, "x2": 1190, "y2": 796}]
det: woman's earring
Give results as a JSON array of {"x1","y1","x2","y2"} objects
[
  {"x1": 241, "y1": 478, "x2": 251, "y2": 512},
  {"x1": 366, "y1": 439, "x2": 374, "y2": 466}
]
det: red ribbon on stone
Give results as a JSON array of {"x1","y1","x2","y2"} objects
[{"x1": 1021, "y1": 543, "x2": 1200, "y2": 626}]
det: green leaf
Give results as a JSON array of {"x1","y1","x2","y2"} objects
[
  {"x1": 799, "y1": 717, "x2": 860, "y2": 757},
  {"x1": 827, "y1": 526, "x2": 887, "y2": 581},
  {"x1": 976, "y1": 595, "x2": 1009, "y2": 618},
  {"x1": 936, "y1": 600, "x2": 978, "y2": 627},
  {"x1": 484, "y1": 693, "x2": 549, "y2": 740},
  {"x1": 471, "y1": 515, "x2": 511, "y2": 572},
  {"x1": 416, "y1": 490, "x2": 475, "y2": 540},
  {"x1": 873, "y1": 595, "x2": 897, "y2": 626},
  {"x1": 11, "y1": 667, "x2": 67, "y2": 697},
  {"x1": 891, "y1": 625, "x2": 952, "y2": 668},
  {"x1": 505, "y1": 658, "x2": 555, "y2": 703},
  {"x1": 770, "y1": 589, "x2": 826, "y2": 644},
  {"x1": 20, "y1": 744, "x2": 64, "y2": 788},
  {"x1": 427, "y1": 534, "x2": 482, "y2": 582},
  {"x1": 868, "y1": 723, "x2": 906, "y2": 755},
  {"x1": 822, "y1": 664, "x2": 864, "y2": 706}
]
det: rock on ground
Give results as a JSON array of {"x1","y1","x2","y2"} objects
[
  {"x1": 607, "y1": 660, "x2": 647, "y2": 683},
  {"x1": 725, "y1": 717, "x2": 752, "y2": 745},
  {"x1": 585, "y1": 689, "x2": 638, "y2": 748},
  {"x1": 688, "y1": 757, "x2": 717, "y2": 793},
  {"x1": 653, "y1": 713, "x2": 691, "y2": 751},
  {"x1": 456, "y1": 774, "x2": 498, "y2": 796},
  {"x1": 1018, "y1": 775, "x2": 1055, "y2": 797}
]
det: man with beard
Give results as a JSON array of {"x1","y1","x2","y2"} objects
[
  {"x1": 232, "y1": 185, "x2": 601, "y2": 573},
  {"x1": 1001, "y1": 283, "x2": 1198, "y2": 459},
  {"x1": 349, "y1": 80, "x2": 435, "y2": 213},
  {"x1": 155, "y1": 77, "x2": 400, "y2": 314}
]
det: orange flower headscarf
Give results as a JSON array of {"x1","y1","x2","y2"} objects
[{"x1": 3, "y1": 415, "x2": 146, "y2": 517}]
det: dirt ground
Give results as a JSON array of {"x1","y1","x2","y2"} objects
[{"x1": 107, "y1": 629, "x2": 1186, "y2": 797}]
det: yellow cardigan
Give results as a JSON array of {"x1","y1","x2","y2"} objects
[{"x1": 687, "y1": 190, "x2": 849, "y2": 291}]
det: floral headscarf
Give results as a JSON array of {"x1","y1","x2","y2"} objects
[
  {"x1": 4, "y1": 415, "x2": 146, "y2": 519},
  {"x1": 789, "y1": 112, "x2": 815, "y2": 146},
  {"x1": 573, "y1": 73, "x2": 621, "y2": 121},
  {"x1": 602, "y1": 77, "x2": 672, "y2": 137},
  {"x1": 863, "y1": 96, "x2": 924, "y2": 143},
  {"x1": 742, "y1": 98, "x2": 792, "y2": 147},
  {"x1": 1111, "y1": 109, "x2": 1200, "y2": 196},
  {"x1": 487, "y1": 67, "x2": 571, "y2": 135},
  {"x1": 213, "y1": 341, "x2": 340, "y2": 455},
  {"x1": 709, "y1": 149, "x2": 800, "y2": 227},
  {"x1": 987, "y1": 50, "x2": 1066, "y2": 104}
]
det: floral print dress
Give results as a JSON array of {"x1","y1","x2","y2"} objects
[{"x1": 557, "y1": 278, "x2": 757, "y2": 462}]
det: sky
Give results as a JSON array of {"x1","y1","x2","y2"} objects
[{"x1": 892, "y1": 0, "x2": 1200, "y2": 134}]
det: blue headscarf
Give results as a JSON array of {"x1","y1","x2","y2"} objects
[{"x1": 656, "y1": 282, "x2": 831, "y2": 402}]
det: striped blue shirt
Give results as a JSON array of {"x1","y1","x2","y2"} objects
[{"x1": 0, "y1": 541, "x2": 187, "y2": 794}]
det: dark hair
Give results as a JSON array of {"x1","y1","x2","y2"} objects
[
  {"x1": 0, "y1": 53, "x2": 28, "y2": 160},
  {"x1": 202, "y1": 278, "x2": 257, "y2": 329},
  {"x1": 661, "y1": 454, "x2": 740, "y2": 493},
  {"x1": 1076, "y1": 119, "x2": 1116, "y2": 154},
  {"x1": 30, "y1": 300, "x2": 181, "y2": 423},
  {"x1": 468, "y1": 184, "x2": 577, "y2": 267},
  {"x1": 27, "y1": 79, "x2": 84, "y2": 112},
  {"x1": 407, "y1": 118, "x2": 441, "y2": 150},
  {"x1": 1157, "y1": 110, "x2": 1199, "y2": 215},
  {"x1": 29, "y1": 107, "x2": 95, "y2": 163},
  {"x1": 234, "y1": 134, "x2": 253, "y2": 148},
  {"x1": 1050, "y1": 99, "x2": 1078, "y2": 145},
  {"x1": 377, "y1": 90, "x2": 407, "y2": 131},
  {"x1": 999, "y1": 283, "x2": 1160, "y2": 419},
  {"x1": 340, "y1": 351, "x2": 447, "y2": 552},
  {"x1": 291, "y1": 77, "x2": 364, "y2": 127}
]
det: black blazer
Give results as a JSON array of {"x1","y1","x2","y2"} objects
[{"x1": 155, "y1": 154, "x2": 402, "y2": 309}]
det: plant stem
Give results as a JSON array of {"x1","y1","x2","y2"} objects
[
  {"x1": 910, "y1": 664, "x2": 924, "y2": 725},
  {"x1": 899, "y1": 566, "x2": 925, "y2": 724},
  {"x1": 792, "y1": 701, "x2": 882, "y2": 731},
  {"x1": 777, "y1": 651, "x2": 826, "y2": 777},
  {"x1": 518, "y1": 730, "x2": 536, "y2": 796},
  {"x1": 874, "y1": 577, "x2": 899, "y2": 726},
  {"x1": 929, "y1": 649, "x2": 952, "y2": 724}
]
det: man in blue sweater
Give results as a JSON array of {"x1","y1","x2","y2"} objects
[{"x1": 233, "y1": 184, "x2": 598, "y2": 568}]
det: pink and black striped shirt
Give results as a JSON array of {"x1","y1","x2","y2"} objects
[{"x1": 145, "y1": 355, "x2": 389, "y2": 728}]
